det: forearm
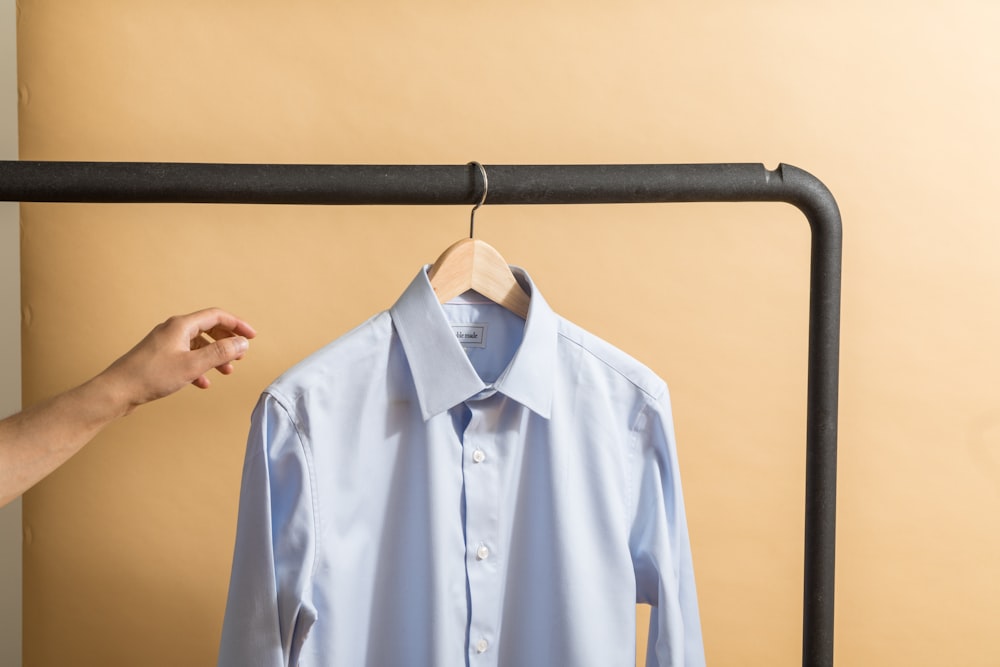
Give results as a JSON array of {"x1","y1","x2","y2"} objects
[
  {"x1": 0, "y1": 308, "x2": 255, "y2": 507},
  {"x1": 0, "y1": 372, "x2": 131, "y2": 507}
]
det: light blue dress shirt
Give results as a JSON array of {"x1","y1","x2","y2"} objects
[{"x1": 218, "y1": 267, "x2": 704, "y2": 667}]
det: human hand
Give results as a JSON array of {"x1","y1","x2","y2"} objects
[{"x1": 97, "y1": 308, "x2": 257, "y2": 414}]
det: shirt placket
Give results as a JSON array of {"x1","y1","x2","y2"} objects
[{"x1": 462, "y1": 395, "x2": 501, "y2": 666}]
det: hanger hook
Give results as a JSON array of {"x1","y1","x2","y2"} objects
[{"x1": 468, "y1": 161, "x2": 488, "y2": 238}]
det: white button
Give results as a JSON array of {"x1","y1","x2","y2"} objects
[
  {"x1": 475, "y1": 639, "x2": 489, "y2": 653},
  {"x1": 476, "y1": 545, "x2": 490, "y2": 560},
  {"x1": 472, "y1": 449, "x2": 486, "y2": 463}
]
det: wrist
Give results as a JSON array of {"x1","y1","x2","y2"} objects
[{"x1": 87, "y1": 367, "x2": 142, "y2": 419}]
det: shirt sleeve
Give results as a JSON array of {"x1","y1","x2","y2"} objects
[
  {"x1": 630, "y1": 387, "x2": 706, "y2": 667},
  {"x1": 218, "y1": 392, "x2": 318, "y2": 667}
]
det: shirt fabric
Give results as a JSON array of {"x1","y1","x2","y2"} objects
[{"x1": 218, "y1": 266, "x2": 705, "y2": 667}]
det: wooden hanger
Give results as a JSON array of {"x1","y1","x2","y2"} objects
[
  {"x1": 427, "y1": 162, "x2": 531, "y2": 319},
  {"x1": 428, "y1": 237, "x2": 530, "y2": 318}
]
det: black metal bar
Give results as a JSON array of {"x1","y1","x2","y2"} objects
[
  {"x1": 0, "y1": 160, "x2": 841, "y2": 666},
  {"x1": 3, "y1": 161, "x2": 824, "y2": 207},
  {"x1": 780, "y1": 165, "x2": 842, "y2": 667}
]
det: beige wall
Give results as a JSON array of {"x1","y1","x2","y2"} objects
[
  {"x1": 1, "y1": 1, "x2": 21, "y2": 665},
  {"x1": 16, "y1": 2, "x2": 1000, "y2": 665}
]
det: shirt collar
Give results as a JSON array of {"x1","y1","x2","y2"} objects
[{"x1": 389, "y1": 265, "x2": 557, "y2": 421}]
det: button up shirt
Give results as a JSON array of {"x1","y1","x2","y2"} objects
[{"x1": 218, "y1": 267, "x2": 704, "y2": 667}]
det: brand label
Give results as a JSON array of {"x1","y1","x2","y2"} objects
[{"x1": 451, "y1": 323, "x2": 487, "y2": 349}]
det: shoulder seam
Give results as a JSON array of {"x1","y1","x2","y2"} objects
[
  {"x1": 556, "y1": 329, "x2": 666, "y2": 401},
  {"x1": 259, "y1": 390, "x2": 322, "y2": 584}
]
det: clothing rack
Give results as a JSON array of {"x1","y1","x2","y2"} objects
[{"x1": 0, "y1": 160, "x2": 842, "y2": 667}]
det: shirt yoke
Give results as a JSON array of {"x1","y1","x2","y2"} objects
[
  {"x1": 266, "y1": 311, "x2": 395, "y2": 407},
  {"x1": 554, "y1": 316, "x2": 667, "y2": 403}
]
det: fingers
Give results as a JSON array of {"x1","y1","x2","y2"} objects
[
  {"x1": 191, "y1": 374, "x2": 212, "y2": 390},
  {"x1": 189, "y1": 335, "x2": 251, "y2": 389},
  {"x1": 212, "y1": 335, "x2": 250, "y2": 365},
  {"x1": 183, "y1": 308, "x2": 257, "y2": 341},
  {"x1": 181, "y1": 308, "x2": 253, "y2": 367},
  {"x1": 189, "y1": 334, "x2": 236, "y2": 375},
  {"x1": 150, "y1": 308, "x2": 255, "y2": 391},
  {"x1": 101, "y1": 308, "x2": 258, "y2": 407}
]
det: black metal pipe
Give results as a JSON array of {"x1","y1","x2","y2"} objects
[
  {"x1": 0, "y1": 160, "x2": 841, "y2": 666},
  {"x1": 782, "y1": 165, "x2": 842, "y2": 667},
  {"x1": 4, "y1": 160, "x2": 822, "y2": 206}
]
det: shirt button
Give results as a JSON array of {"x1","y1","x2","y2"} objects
[
  {"x1": 476, "y1": 545, "x2": 490, "y2": 561},
  {"x1": 472, "y1": 449, "x2": 486, "y2": 463},
  {"x1": 476, "y1": 639, "x2": 489, "y2": 653}
]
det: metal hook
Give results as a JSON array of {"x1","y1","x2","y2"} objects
[{"x1": 468, "y1": 161, "x2": 488, "y2": 238}]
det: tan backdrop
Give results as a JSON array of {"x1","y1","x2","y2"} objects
[{"x1": 17, "y1": 1, "x2": 1000, "y2": 666}]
